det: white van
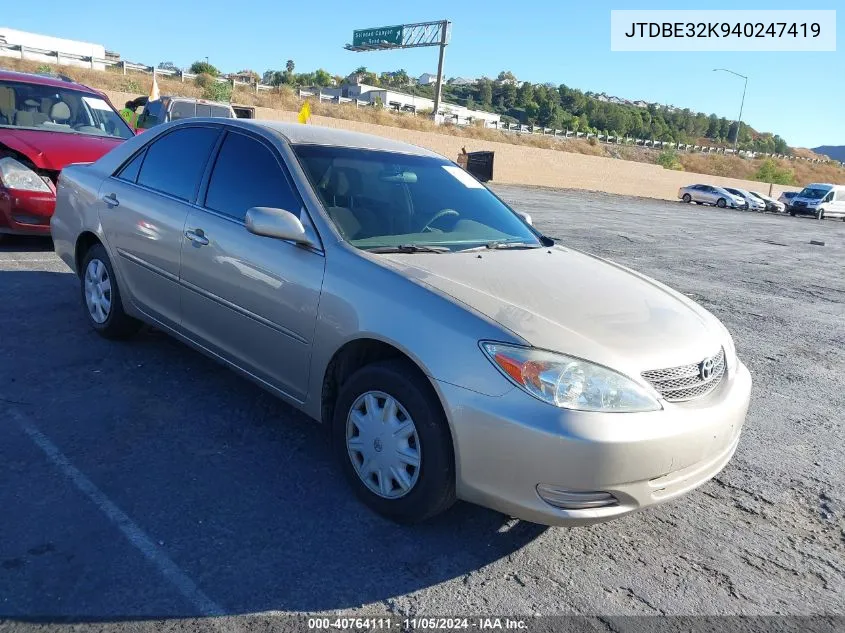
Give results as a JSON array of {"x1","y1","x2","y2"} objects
[{"x1": 789, "y1": 183, "x2": 845, "y2": 220}]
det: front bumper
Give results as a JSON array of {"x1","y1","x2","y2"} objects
[
  {"x1": 790, "y1": 205, "x2": 816, "y2": 216},
  {"x1": 0, "y1": 186, "x2": 55, "y2": 236},
  {"x1": 438, "y1": 360, "x2": 751, "y2": 526}
]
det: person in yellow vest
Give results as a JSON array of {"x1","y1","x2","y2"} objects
[{"x1": 119, "y1": 97, "x2": 147, "y2": 130}]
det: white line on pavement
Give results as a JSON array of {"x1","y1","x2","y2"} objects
[{"x1": 11, "y1": 409, "x2": 225, "y2": 617}]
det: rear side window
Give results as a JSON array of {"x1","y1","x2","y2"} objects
[
  {"x1": 136, "y1": 127, "x2": 220, "y2": 201},
  {"x1": 170, "y1": 101, "x2": 196, "y2": 121},
  {"x1": 117, "y1": 149, "x2": 146, "y2": 183},
  {"x1": 204, "y1": 132, "x2": 300, "y2": 221}
]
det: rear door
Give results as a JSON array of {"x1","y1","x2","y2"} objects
[
  {"x1": 98, "y1": 125, "x2": 221, "y2": 329},
  {"x1": 179, "y1": 129, "x2": 325, "y2": 401},
  {"x1": 833, "y1": 187, "x2": 845, "y2": 217}
]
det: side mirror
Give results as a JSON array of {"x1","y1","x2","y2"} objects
[
  {"x1": 245, "y1": 207, "x2": 313, "y2": 246},
  {"x1": 516, "y1": 211, "x2": 532, "y2": 225}
]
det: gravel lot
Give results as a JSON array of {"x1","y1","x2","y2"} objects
[{"x1": 1, "y1": 187, "x2": 843, "y2": 628}]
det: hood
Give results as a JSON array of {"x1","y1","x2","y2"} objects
[
  {"x1": 0, "y1": 128, "x2": 123, "y2": 171},
  {"x1": 380, "y1": 246, "x2": 726, "y2": 375}
]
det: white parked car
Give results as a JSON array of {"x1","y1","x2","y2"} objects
[
  {"x1": 678, "y1": 184, "x2": 746, "y2": 209},
  {"x1": 723, "y1": 188, "x2": 765, "y2": 211}
]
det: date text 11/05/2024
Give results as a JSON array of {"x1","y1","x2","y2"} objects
[{"x1": 308, "y1": 617, "x2": 528, "y2": 630}]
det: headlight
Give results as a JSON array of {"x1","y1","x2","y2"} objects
[
  {"x1": 0, "y1": 157, "x2": 51, "y2": 193},
  {"x1": 481, "y1": 343, "x2": 661, "y2": 412}
]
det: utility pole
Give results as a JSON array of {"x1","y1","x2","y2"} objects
[
  {"x1": 713, "y1": 68, "x2": 748, "y2": 154},
  {"x1": 432, "y1": 20, "x2": 450, "y2": 121}
]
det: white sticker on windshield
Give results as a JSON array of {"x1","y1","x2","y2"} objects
[
  {"x1": 442, "y1": 165, "x2": 483, "y2": 188},
  {"x1": 82, "y1": 96, "x2": 112, "y2": 111}
]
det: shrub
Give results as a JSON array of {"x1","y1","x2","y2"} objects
[
  {"x1": 189, "y1": 61, "x2": 219, "y2": 77},
  {"x1": 36, "y1": 64, "x2": 53, "y2": 74},
  {"x1": 195, "y1": 73, "x2": 232, "y2": 102},
  {"x1": 657, "y1": 149, "x2": 684, "y2": 170},
  {"x1": 588, "y1": 137, "x2": 597, "y2": 146},
  {"x1": 754, "y1": 158, "x2": 796, "y2": 185},
  {"x1": 121, "y1": 78, "x2": 142, "y2": 93}
]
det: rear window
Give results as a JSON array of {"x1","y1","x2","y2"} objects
[
  {"x1": 170, "y1": 101, "x2": 196, "y2": 121},
  {"x1": 211, "y1": 105, "x2": 233, "y2": 118}
]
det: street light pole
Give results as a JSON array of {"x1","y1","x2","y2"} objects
[{"x1": 713, "y1": 68, "x2": 748, "y2": 154}]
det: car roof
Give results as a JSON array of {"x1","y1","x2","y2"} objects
[
  {"x1": 219, "y1": 118, "x2": 442, "y2": 158},
  {"x1": 0, "y1": 69, "x2": 99, "y2": 93}
]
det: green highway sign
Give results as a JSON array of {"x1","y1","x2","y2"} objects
[{"x1": 352, "y1": 25, "x2": 404, "y2": 47}]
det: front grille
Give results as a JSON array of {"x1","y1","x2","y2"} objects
[
  {"x1": 642, "y1": 348, "x2": 725, "y2": 402},
  {"x1": 794, "y1": 201, "x2": 807, "y2": 208}
]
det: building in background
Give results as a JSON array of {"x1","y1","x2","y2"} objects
[
  {"x1": 321, "y1": 82, "x2": 501, "y2": 127},
  {"x1": 0, "y1": 27, "x2": 110, "y2": 70},
  {"x1": 417, "y1": 73, "x2": 437, "y2": 85}
]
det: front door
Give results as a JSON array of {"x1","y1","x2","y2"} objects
[
  {"x1": 98, "y1": 125, "x2": 221, "y2": 329},
  {"x1": 179, "y1": 130, "x2": 325, "y2": 402}
]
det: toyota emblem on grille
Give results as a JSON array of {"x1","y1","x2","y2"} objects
[{"x1": 699, "y1": 357, "x2": 715, "y2": 380}]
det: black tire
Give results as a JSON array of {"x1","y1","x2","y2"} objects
[
  {"x1": 789, "y1": 210, "x2": 796, "y2": 217},
  {"x1": 716, "y1": 198, "x2": 727, "y2": 208},
  {"x1": 80, "y1": 243, "x2": 142, "y2": 339},
  {"x1": 682, "y1": 193, "x2": 692, "y2": 203},
  {"x1": 332, "y1": 359, "x2": 456, "y2": 523},
  {"x1": 694, "y1": 201, "x2": 702, "y2": 205},
  {"x1": 815, "y1": 209, "x2": 824, "y2": 220}
]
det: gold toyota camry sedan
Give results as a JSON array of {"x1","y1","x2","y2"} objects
[{"x1": 51, "y1": 119, "x2": 751, "y2": 526}]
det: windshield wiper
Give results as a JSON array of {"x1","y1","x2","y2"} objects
[
  {"x1": 366, "y1": 244, "x2": 450, "y2": 254},
  {"x1": 458, "y1": 240, "x2": 544, "y2": 252}
]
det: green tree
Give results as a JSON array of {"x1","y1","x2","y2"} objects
[
  {"x1": 194, "y1": 73, "x2": 231, "y2": 101},
  {"x1": 755, "y1": 159, "x2": 796, "y2": 185},
  {"x1": 478, "y1": 79, "x2": 493, "y2": 108},
  {"x1": 286, "y1": 59, "x2": 295, "y2": 73},
  {"x1": 158, "y1": 61, "x2": 178, "y2": 72},
  {"x1": 517, "y1": 82, "x2": 534, "y2": 108},
  {"x1": 189, "y1": 61, "x2": 219, "y2": 76},
  {"x1": 313, "y1": 69, "x2": 332, "y2": 86},
  {"x1": 706, "y1": 113, "x2": 720, "y2": 138},
  {"x1": 501, "y1": 82, "x2": 517, "y2": 108}
]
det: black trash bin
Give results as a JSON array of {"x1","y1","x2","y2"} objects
[{"x1": 465, "y1": 151, "x2": 494, "y2": 182}]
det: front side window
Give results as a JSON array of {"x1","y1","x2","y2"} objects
[
  {"x1": 137, "y1": 100, "x2": 164, "y2": 129},
  {"x1": 136, "y1": 127, "x2": 219, "y2": 201},
  {"x1": 293, "y1": 145, "x2": 539, "y2": 251},
  {"x1": 0, "y1": 79, "x2": 133, "y2": 139},
  {"x1": 204, "y1": 132, "x2": 300, "y2": 221}
]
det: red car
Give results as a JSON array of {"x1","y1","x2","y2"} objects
[{"x1": 0, "y1": 70, "x2": 133, "y2": 241}]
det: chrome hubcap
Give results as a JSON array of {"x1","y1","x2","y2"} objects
[
  {"x1": 84, "y1": 258, "x2": 112, "y2": 324},
  {"x1": 346, "y1": 391, "x2": 421, "y2": 499}
]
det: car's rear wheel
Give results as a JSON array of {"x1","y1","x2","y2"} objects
[
  {"x1": 716, "y1": 198, "x2": 727, "y2": 208},
  {"x1": 682, "y1": 193, "x2": 692, "y2": 203},
  {"x1": 80, "y1": 244, "x2": 141, "y2": 339},
  {"x1": 332, "y1": 359, "x2": 456, "y2": 523}
]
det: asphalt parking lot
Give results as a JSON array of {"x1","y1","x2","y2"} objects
[{"x1": 1, "y1": 186, "x2": 843, "y2": 628}]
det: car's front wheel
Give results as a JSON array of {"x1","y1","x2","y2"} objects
[
  {"x1": 815, "y1": 209, "x2": 824, "y2": 220},
  {"x1": 716, "y1": 198, "x2": 727, "y2": 208},
  {"x1": 333, "y1": 359, "x2": 456, "y2": 523},
  {"x1": 80, "y1": 244, "x2": 141, "y2": 339}
]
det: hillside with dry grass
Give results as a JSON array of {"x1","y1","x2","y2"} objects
[{"x1": 3, "y1": 58, "x2": 843, "y2": 187}]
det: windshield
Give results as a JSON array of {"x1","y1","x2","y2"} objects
[
  {"x1": 797, "y1": 187, "x2": 828, "y2": 200},
  {"x1": 293, "y1": 145, "x2": 540, "y2": 252},
  {"x1": 0, "y1": 79, "x2": 133, "y2": 139}
]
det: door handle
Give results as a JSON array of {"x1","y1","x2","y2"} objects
[
  {"x1": 185, "y1": 229, "x2": 209, "y2": 246},
  {"x1": 102, "y1": 193, "x2": 119, "y2": 207}
]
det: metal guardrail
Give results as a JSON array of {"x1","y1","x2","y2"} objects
[{"x1": 1, "y1": 42, "x2": 834, "y2": 165}]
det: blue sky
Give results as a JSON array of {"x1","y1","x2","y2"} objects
[{"x1": 4, "y1": 0, "x2": 842, "y2": 147}]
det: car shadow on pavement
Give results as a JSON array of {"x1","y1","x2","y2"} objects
[
  {"x1": 0, "y1": 270, "x2": 548, "y2": 622},
  {"x1": 0, "y1": 235, "x2": 54, "y2": 252}
]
